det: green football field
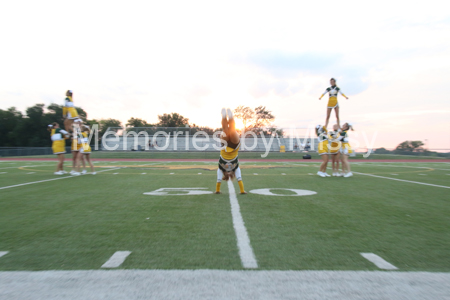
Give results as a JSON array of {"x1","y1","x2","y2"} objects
[{"x1": 0, "y1": 159, "x2": 449, "y2": 272}]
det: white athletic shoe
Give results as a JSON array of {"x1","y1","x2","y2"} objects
[
  {"x1": 71, "y1": 172, "x2": 81, "y2": 176},
  {"x1": 317, "y1": 171, "x2": 326, "y2": 177},
  {"x1": 81, "y1": 170, "x2": 87, "y2": 174},
  {"x1": 324, "y1": 173, "x2": 331, "y2": 177},
  {"x1": 60, "y1": 170, "x2": 68, "y2": 174},
  {"x1": 54, "y1": 171, "x2": 63, "y2": 175},
  {"x1": 70, "y1": 170, "x2": 75, "y2": 175},
  {"x1": 221, "y1": 108, "x2": 227, "y2": 119},
  {"x1": 332, "y1": 172, "x2": 337, "y2": 177},
  {"x1": 91, "y1": 172, "x2": 96, "y2": 175},
  {"x1": 344, "y1": 172, "x2": 353, "y2": 178},
  {"x1": 227, "y1": 108, "x2": 234, "y2": 119}
]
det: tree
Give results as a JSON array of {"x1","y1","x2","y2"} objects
[
  {"x1": 98, "y1": 118, "x2": 123, "y2": 137},
  {"x1": 157, "y1": 113, "x2": 189, "y2": 127},
  {"x1": 0, "y1": 107, "x2": 23, "y2": 147},
  {"x1": 395, "y1": 140, "x2": 425, "y2": 152},
  {"x1": 232, "y1": 105, "x2": 280, "y2": 136},
  {"x1": 126, "y1": 117, "x2": 151, "y2": 128},
  {"x1": 252, "y1": 106, "x2": 275, "y2": 129},
  {"x1": 233, "y1": 106, "x2": 254, "y2": 132}
]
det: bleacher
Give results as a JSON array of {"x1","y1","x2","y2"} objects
[{"x1": 101, "y1": 135, "x2": 317, "y2": 152}]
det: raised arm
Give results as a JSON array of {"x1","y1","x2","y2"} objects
[
  {"x1": 338, "y1": 89, "x2": 348, "y2": 99},
  {"x1": 319, "y1": 88, "x2": 330, "y2": 100}
]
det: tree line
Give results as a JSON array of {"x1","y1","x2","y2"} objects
[{"x1": 0, "y1": 103, "x2": 280, "y2": 147}]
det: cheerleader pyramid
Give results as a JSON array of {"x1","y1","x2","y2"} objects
[
  {"x1": 48, "y1": 90, "x2": 95, "y2": 175},
  {"x1": 316, "y1": 78, "x2": 354, "y2": 178}
]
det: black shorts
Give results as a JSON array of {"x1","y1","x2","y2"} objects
[{"x1": 218, "y1": 156, "x2": 239, "y2": 173}]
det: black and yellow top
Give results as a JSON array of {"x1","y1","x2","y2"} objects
[
  {"x1": 338, "y1": 130, "x2": 350, "y2": 143},
  {"x1": 219, "y1": 136, "x2": 240, "y2": 172},
  {"x1": 320, "y1": 85, "x2": 347, "y2": 99},
  {"x1": 51, "y1": 128, "x2": 68, "y2": 141},
  {"x1": 320, "y1": 85, "x2": 347, "y2": 108},
  {"x1": 65, "y1": 95, "x2": 74, "y2": 107},
  {"x1": 316, "y1": 126, "x2": 328, "y2": 142}
]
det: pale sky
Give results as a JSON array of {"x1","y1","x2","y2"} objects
[{"x1": 1, "y1": 0, "x2": 449, "y2": 150}]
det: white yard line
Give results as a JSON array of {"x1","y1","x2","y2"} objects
[
  {"x1": 0, "y1": 168, "x2": 120, "y2": 191},
  {"x1": 101, "y1": 251, "x2": 132, "y2": 268},
  {"x1": 227, "y1": 181, "x2": 258, "y2": 269},
  {"x1": 352, "y1": 171, "x2": 450, "y2": 189},
  {"x1": 360, "y1": 253, "x2": 398, "y2": 270},
  {"x1": 0, "y1": 251, "x2": 8, "y2": 258},
  {"x1": 1, "y1": 270, "x2": 449, "y2": 300}
]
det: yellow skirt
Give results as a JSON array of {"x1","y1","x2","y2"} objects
[
  {"x1": 318, "y1": 140, "x2": 329, "y2": 155},
  {"x1": 52, "y1": 140, "x2": 66, "y2": 154},
  {"x1": 71, "y1": 139, "x2": 81, "y2": 151},
  {"x1": 340, "y1": 142, "x2": 353, "y2": 155},
  {"x1": 64, "y1": 107, "x2": 79, "y2": 119},
  {"x1": 327, "y1": 97, "x2": 338, "y2": 108},
  {"x1": 329, "y1": 141, "x2": 341, "y2": 154},
  {"x1": 80, "y1": 143, "x2": 91, "y2": 154}
]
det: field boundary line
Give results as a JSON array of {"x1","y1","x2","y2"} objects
[
  {"x1": 0, "y1": 168, "x2": 120, "y2": 191},
  {"x1": 0, "y1": 251, "x2": 8, "y2": 258},
  {"x1": 227, "y1": 181, "x2": 258, "y2": 269},
  {"x1": 352, "y1": 171, "x2": 450, "y2": 189}
]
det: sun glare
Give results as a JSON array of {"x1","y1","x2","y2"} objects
[{"x1": 234, "y1": 118, "x2": 245, "y2": 130}]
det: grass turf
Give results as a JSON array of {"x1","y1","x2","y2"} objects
[
  {"x1": 0, "y1": 160, "x2": 449, "y2": 271},
  {"x1": 3, "y1": 151, "x2": 449, "y2": 160}
]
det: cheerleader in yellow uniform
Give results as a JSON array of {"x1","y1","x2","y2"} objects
[
  {"x1": 63, "y1": 90, "x2": 79, "y2": 132},
  {"x1": 76, "y1": 125, "x2": 96, "y2": 175},
  {"x1": 338, "y1": 122, "x2": 354, "y2": 177},
  {"x1": 70, "y1": 119, "x2": 84, "y2": 176},
  {"x1": 215, "y1": 108, "x2": 247, "y2": 194},
  {"x1": 329, "y1": 124, "x2": 342, "y2": 176},
  {"x1": 319, "y1": 78, "x2": 348, "y2": 129},
  {"x1": 48, "y1": 122, "x2": 69, "y2": 175},
  {"x1": 316, "y1": 125, "x2": 330, "y2": 177}
]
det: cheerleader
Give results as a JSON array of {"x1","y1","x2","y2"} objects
[
  {"x1": 329, "y1": 124, "x2": 342, "y2": 176},
  {"x1": 70, "y1": 119, "x2": 83, "y2": 175},
  {"x1": 63, "y1": 90, "x2": 79, "y2": 132},
  {"x1": 316, "y1": 125, "x2": 330, "y2": 177},
  {"x1": 77, "y1": 125, "x2": 96, "y2": 175},
  {"x1": 215, "y1": 108, "x2": 247, "y2": 194},
  {"x1": 48, "y1": 123, "x2": 69, "y2": 175},
  {"x1": 319, "y1": 78, "x2": 348, "y2": 129},
  {"x1": 338, "y1": 122, "x2": 354, "y2": 177}
]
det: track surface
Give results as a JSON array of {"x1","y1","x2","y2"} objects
[{"x1": 1, "y1": 270, "x2": 449, "y2": 300}]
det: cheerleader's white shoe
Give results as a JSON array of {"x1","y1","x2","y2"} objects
[
  {"x1": 317, "y1": 171, "x2": 326, "y2": 177},
  {"x1": 227, "y1": 108, "x2": 234, "y2": 119},
  {"x1": 81, "y1": 170, "x2": 87, "y2": 175},
  {"x1": 344, "y1": 172, "x2": 353, "y2": 178}
]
